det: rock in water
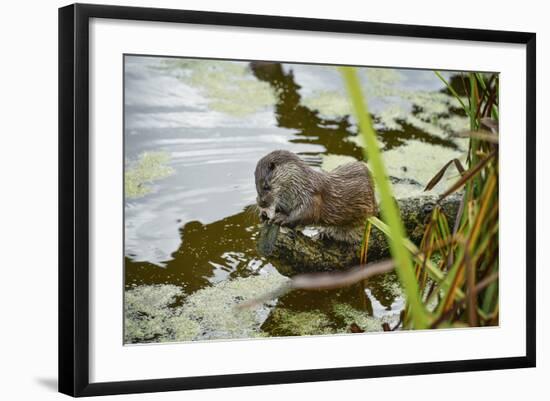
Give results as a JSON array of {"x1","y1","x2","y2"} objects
[{"x1": 256, "y1": 194, "x2": 461, "y2": 275}]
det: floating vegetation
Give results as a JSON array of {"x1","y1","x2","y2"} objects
[
  {"x1": 182, "y1": 272, "x2": 289, "y2": 340},
  {"x1": 320, "y1": 154, "x2": 358, "y2": 172},
  {"x1": 262, "y1": 303, "x2": 399, "y2": 336},
  {"x1": 125, "y1": 151, "x2": 174, "y2": 199},
  {"x1": 125, "y1": 274, "x2": 403, "y2": 341},
  {"x1": 160, "y1": 59, "x2": 277, "y2": 117},
  {"x1": 364, "y1": 67, "x2": 404, "y2": 88},
  {"x1": 301, "y1": 90, "x2": 351, "y2": 119},
  {"x1": 344, "y1": 68, "x2": 500, "y2": 330},
  {"x1": 344, "y1": 136, "x2": 467, "y2": 198},
  {"x1": 302, "y1": 90, "x2": 351, "y2": 119},
  {"x1": 382, "y1": 141, "x2": 468, "y2": 197},
  {"x1": 301, "y1": 67, "x2": 469, "y2": 141},
  {"x1": 263, "y1": 309, "x2": 334, "y2": 336},
  {"x1": 125, "y1": 272, "x2": 290, "y2": 343},
  {"x1": 124, "y1": 284, "x2": 200, "y2": 343},
  {"x1": 332, "y1": 303, "x2": 399, "y2": 332},
  {"x1": 368, "y1": 270, "x2": 404, "y2": 301}
]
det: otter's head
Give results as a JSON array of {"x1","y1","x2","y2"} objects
[{"x1": 254, "y1": 150, "x2": 302, "y2": 221}]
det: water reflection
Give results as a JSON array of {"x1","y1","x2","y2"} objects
[
  {"x1": 251, "y1": 62, "x2": 364, "y2": 159},
  {"x1": 126, "y1": 209, "x2": 263, "y2": 294},
  {"x1": 126, "y1": 206, "x2": 403, "y2": 335}
]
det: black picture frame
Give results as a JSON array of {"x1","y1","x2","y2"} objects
[{"x1": 58, "y1": 3, "x2": 536, "y2": 397}]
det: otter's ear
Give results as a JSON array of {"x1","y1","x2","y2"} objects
[{"x1": 269, "y1": 162, "x2": 275, "y2": 171}]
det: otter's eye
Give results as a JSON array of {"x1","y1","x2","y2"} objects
[{"x1": 263, "y1": 182, "x2": 271, "y2": 191}]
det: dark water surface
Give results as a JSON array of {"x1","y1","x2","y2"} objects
[{"x1": 124, "y1": 56, "x2": 467, "y2": 342}]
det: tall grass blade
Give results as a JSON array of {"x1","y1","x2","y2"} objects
[
  {"x1": 438, "y1": 150, "x2": 497, "y2": 201},
  {"x1": 435, "y1": 71, "x2": 469, "y2": 117},
  {"x1": 341, "y1": 67, "x2": 430, "y2": 328},
  {"x1": 424, "y1": 158, "x2": 465, "y2": 191},
  {"x1": 360, "y1": 220, "x2": 372, "y2": 265}
]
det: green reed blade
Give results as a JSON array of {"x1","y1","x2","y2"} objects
[
  {"x1": 341, "y1": 67, "x2": 429, "y2": 329},
  {"x1": 434, "y1": 71, "x2": 469, "y2": 117}
]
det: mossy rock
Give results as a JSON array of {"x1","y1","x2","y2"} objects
[{"x1": 257, "y1": 194, "x2": 461, "y2": 275}]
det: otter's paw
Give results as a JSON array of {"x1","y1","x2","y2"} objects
[
  {"x1": 270, "y1": 212, "x2": 289, "y2": 226},
  {"x1": 271, "y1": 213, "x2": 300, "y2": 229}
]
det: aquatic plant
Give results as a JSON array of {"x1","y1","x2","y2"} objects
[
  {"x1": 343, "y1": 68, "x2": 499, "y2": 329},
  {"x1": 382, "y1": 141, "x2": 468, "y2": 197},
  {"x1": 160, "y1": 59, "x2": 277, "y2": 117},
  {"x1": 125, "y1": 272, "x2": 290, "y2": 343},
  {"x1": 301, "y1": 67, "x2": 469, "y2": 141},
  {"x1": 182, "y1": 272, "x2": 288, "y2": 340},
  {"x1": 301, "y1": 90, "x2": 352, "y2": 119},
  {"x1": 264, "y1": 309, "x2": 334, "y2": 336},
  {"x1": 320, "y1": 154, "x2": 358, "y2": 172},
  {"x1": 124, "y1": 284, "x2": 200, "y2": 343},
  {"x1": 125, "y1": 151, "x2": 174, "y2": 199},
  {"x1": 332, "y1": 303, "x2": 399, "y2": 332},
  {"x1": 341, "y1": 67, "x2": 430, "y2": 329},
  {"x1": 263, "y1": 303, "x2": 399, "y2": 336}
]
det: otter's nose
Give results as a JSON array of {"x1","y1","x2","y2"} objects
[{"x1": 257, "y1": 197, "x2": 268, "y2": 208}]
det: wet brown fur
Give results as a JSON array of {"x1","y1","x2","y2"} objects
[{"x1": 254, "y1": 150, "x2": 377, "y2": 243}]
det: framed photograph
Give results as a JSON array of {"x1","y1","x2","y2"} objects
[{"x1": 58, "y1": 3, "x2": 536, "y2": 397}]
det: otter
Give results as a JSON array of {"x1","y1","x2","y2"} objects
[{"x1": 254, "y1": 150, "x2": 377, "y2": 243}]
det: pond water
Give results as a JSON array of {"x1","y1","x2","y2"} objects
[{"x1": 124, "y1": 56, "x2": 468, "y2": 343}]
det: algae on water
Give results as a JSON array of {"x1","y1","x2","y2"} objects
[
  {"x1": 263, "y1": 303, "x2": 400, "y2": 337},
  {"x1": 302, "y1": 90, "x2": 352, "y2": 119},
  {"x1": 125, "y1": 151, "x2": 174, "y2": 199},
  {"x1": 181, "y1": 272, "x2": 289, "y2": 340},
  {"x1": 320, "y1": 154, "x2": 358, "y2": 172},
  {"x1": 382, "y1": 141, "x2": 468, "y2": 198},
  {"x1": 125, "y1": 272, "x2": 291, "y2": 343},
  {"x1": 301, "y1": 67, "x2": 469, "y2": 140},
  {"x1": 332, "y1": 303, "x2": 400, "y2": 332},
  {"x1": 321, "y1": 141, "x2": 466, "y2": 199},
  {"x1": 365, "y1": 67, "x2": 404, "y2": 88},
  {"x1": 124, "y1": 274, "x2": 406, "y2": 342},
  {"x1": 264, "y1": 309, "x2": 334, "y2": 337},
  {"x1": 160, "y1": 59, "x2": 277, "y2": 117},
  {"x1": 124, "y1": 284, "x2": 200, "y2": 343}
]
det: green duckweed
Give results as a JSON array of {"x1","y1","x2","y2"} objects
[
  {"x1": 161, "y1": 59, "x2": 277, "y2": 117},
  {"x1": 265, "y1": 309, "x2": 334, "y2": 337},
  {"x1": 125, "y1": 272, "x2": 290, "y2": 343},
  {"x1": 125, "y1": 151, "x2": 174, "y2": 199}
]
